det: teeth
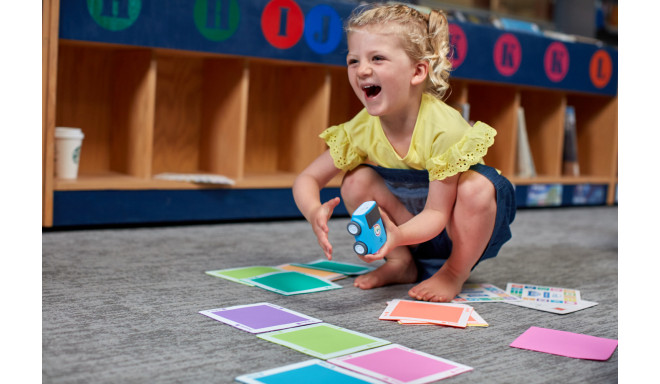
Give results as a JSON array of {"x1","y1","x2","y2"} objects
[{"x1": 363, "y1": 85, "x2": 381, "y2": 97}]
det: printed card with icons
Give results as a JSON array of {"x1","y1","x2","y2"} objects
[{"x1": 505, "y1": 283, "x2": 598, "y2": 314}]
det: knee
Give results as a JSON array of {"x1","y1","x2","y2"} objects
[
  {"x1": 340, "y1": 166, "x2": 375, "y2": 207},
  {"x1": 456, "y1": 172, "x2": 496, "y2": 213}
]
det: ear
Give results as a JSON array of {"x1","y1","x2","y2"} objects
[{"x1": 410, "y1": 60, "x2": 429, "y2": 86}]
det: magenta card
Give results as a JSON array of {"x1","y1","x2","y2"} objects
[
  {"x1": 510, "y1": 326, "x2": 618, "y2": 360},
  {"x1": 328, "y1": 344, "x2": 472, "y2": 383}
]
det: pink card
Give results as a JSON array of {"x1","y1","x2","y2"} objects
[
  {"x1": 328, "y1": 344, "x2": 472, "y2": 383},
  {"x1": 510, "y1": 326, "x2": 618, "y2": 361}
]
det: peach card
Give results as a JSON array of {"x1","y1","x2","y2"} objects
[{"x1": 379, "y1": 300, "x2": 472, "y2": 328}]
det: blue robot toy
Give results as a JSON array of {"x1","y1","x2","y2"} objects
[{"x1": 346, "y1": 201, "x2": 387, "y2": 256}]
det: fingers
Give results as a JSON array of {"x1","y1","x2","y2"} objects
[
  {"x1": 317, "y1": 197, "x2": 341, "y2": 232},
  {"x1": 325, "y1": 196, "x2": 341, "y2": 210},
  {"x1": 363, "y1": 252, "x2": 385, "y2": 263}
]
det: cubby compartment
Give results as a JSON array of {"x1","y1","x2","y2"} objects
[
  {"x1": 445, "y1": 79, "x2": 469, "y2": 109},
  {"x1": 565, "y1": 94, "x2": 618, "y2": 179},
  {"x1": 518, "y1": 89, "x2": 566, "y2": 179},
  {"x1": 151, "y1": 53, "x2": 249, "y2": 183},
  {"x1": 242, "y1": 60, "x2": 331, "y2": 186},
  {"x1": 55, "y1": 42, "x2": 155, "y2": 189},
  {"x1": 467, "y1": 82, "x2": 519, "y2": 176},
  {"x1": 328, "y1": 66, "x2": 363, "y2": 127}
]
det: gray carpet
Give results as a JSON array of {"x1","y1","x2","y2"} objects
[{"x1": 43, "y1": 206, "x2": 618, "y2": 383}]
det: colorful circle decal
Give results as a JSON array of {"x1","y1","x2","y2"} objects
[
  {"x1": 304, "y1": 5, "x2": 342, "y2": 55},
  {"x1": 544, "y1": 41, "x2": 569, "y2": 83},
  {"x1": 448, "y1": 23, "x2": 468, "y2": 69},
  {"x1": 87, "y1": 0, "x2": 141, "y2": 31},
  {"x1": 193, "y1": 0, "x2": 240, "y2": 42},
  {"x1": 589, "y1": 49, "x2": 613, "y2": 89},
  {"x1": 493, "y1": 33, "x2": 521, "y2": 77},
  {"x1": 261, "y1": 0, "x2": 304, "y2": 49}
]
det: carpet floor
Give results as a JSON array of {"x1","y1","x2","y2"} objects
[{"x1": 43, "y1": 206, "x2": 618, "y2": 383}]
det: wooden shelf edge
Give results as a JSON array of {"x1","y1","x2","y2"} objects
[
  {"x1": 54, "y1": 172, "x2": 345, "y2": 191},
  {"x1": 509, "y1": 175, "x2": 615, "y2": 185}
]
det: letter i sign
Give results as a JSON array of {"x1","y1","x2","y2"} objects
[{"x1": 261, "y1": 0, "x2": 304, "y2": 49}]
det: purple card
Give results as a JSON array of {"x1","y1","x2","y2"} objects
[
  {"x1": 510, "y1": 326, "x2": 618, "y2": 360},
  {"x1": 199, "y1": 303, "x2": 322, "y2": 333}
]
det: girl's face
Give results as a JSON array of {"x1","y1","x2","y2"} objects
[{"x1": 346, "y1": 26, "x2": 425, "y2": 119}]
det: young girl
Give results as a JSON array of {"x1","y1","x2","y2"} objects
[{"x1": 292, "y1": 3, "x2": 516, "y2": 302}]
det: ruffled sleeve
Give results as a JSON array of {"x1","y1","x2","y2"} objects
[
  {"x1": 426, "y1": 121, "x2": 496, "y2": 181},
  {"x1": 319, "y1": 124, "x2": 366, "y2": 171}
]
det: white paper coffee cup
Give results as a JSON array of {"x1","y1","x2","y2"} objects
[{"x1": 54, "y1": 127, "x2": 84, "y2": 179}]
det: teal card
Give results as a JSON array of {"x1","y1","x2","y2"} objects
[
  {"x1": 205, "y1": 266, "x2": 283, "y2": 286},
  {"x1": 242, "y1": 271, "x2": 342, "y2": 295},
  {"x1": 293, "y1": 260, "x2": 374, "y2": 276},
  {"x1": 235, "y1": 359, "x2": 384, "y2": 384}
]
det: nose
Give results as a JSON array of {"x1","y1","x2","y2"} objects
[{"x1": 357, "y1": 62, "x2": 372, "y2": 77}]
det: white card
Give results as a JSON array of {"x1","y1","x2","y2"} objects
[{"x1": 505, "y1": 299, "x2": 599, "y2": 314}]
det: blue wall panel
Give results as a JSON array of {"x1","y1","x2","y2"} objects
[
  {"x1": 53, "y1": 188, "x2": 346, "y2": 227},
  {"x1": 59, "y1": 0, "x2": 617, "y2": 95}
]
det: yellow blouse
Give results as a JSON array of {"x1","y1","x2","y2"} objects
[{"x1": 320, "y1": 93, "x2": 497, "y2": 181}]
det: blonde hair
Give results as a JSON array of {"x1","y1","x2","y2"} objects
[{"x1": 345, "y1": 3, "x2": 452, "y2": 99}]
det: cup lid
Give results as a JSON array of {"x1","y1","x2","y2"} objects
[{"x1": 55, "y1": 127, "x2": 84, "y2": 139}]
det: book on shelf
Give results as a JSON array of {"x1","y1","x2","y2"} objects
[
  {"x1": 154, "y1": 172, "x2": 235, "y2": 185},
  {"x1": 451, "y1": 102, "x2": 472, "y2": 125},
  {"x1": 492, "y1": 17, "x2": 541, "y2": 35},
  {"x1": 515, "y1": 106, "x2": 536, "y2": 178},
  {"x1": 562, "y1": 106, "x2": 580, "y2": 176}
]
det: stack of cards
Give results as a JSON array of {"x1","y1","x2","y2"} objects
[
  {"x1": 504, "y1": 283, "x2": 598, "y2": 314},
  {"x1": 452, "y1": 283, "x2": 520, "y2": 303},
  {"x1": 379, "y1": 299, "x2": 487, "y2": 328},
  {"x1": 244, "y1": 271, "x2": 343, "y2": 296},
  {"x1": 291, "y1": 259, "x2": 375, "y2": 276},
  {"x1": 277, "y1": 263, "x2": 346, "y2": 281},
  {"x1": 206, "y1": 266, "x2": 283, "y2": 286},
  {"x1": 205, "y1": 261, "x2": 375, "y2": 296},
  {"x1": 205, "y1": 266, "x2": 343, "y2": 295}
]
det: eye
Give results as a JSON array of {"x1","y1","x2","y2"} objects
[
  {"x1": 347, "y1": 58, "x2": 358, "y2": 66},
  {"x1": 372, "y1": 55, "x2": 385, "y2": 62}
]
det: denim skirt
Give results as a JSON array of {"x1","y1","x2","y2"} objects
[{"x1": 364, "y1": 163, "x2": 516, "y2": 281}]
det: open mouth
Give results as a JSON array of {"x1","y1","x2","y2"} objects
[{"x1": 362, "y1": 85, "x2": 381, "y2": 98}]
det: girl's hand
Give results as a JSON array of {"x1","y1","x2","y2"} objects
[
  {"x1": 362, "y1": 209, "x2": 400, "y2": 262},
  {"x1": 310, "y1": 197, "x2": 341, "y2": 260}
]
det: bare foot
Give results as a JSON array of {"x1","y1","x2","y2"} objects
[
  {"x1": 408, "y1": 267, "x2": 467, "y2": 302},
  {"x1": 354, "y1": 258, "x2": 417, "y2": 290}
]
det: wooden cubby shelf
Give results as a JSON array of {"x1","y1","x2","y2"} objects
[{"x1": 43, "y1": 0, "x2": 617, "y2": 227}]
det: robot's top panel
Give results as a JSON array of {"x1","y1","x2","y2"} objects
[{"x1": 364, "y1": 204, "x2": 382, "y2": 229}]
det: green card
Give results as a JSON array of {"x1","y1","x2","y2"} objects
[
  {"x1": 243, "y1": 271, "x2": 342, "y2": 295},
  {"x1": 258, "y1": 323, "x2": 390, "y2": 360},
  {"x1": 205, "y1": 266, "x2": 283, "y2": 286},
  {"x1": 293, "y1": 260, "x2": 374, "y2": 276}
]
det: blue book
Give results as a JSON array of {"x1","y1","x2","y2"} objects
[{"x1": 496, "y1": 17, "x2": 541, "y2": 35}]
